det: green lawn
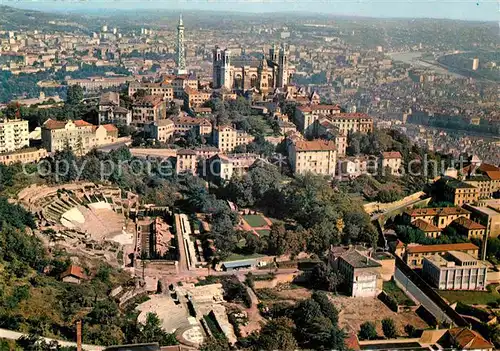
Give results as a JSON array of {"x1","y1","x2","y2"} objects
[
  {"x1": 256, "y1": 229, "x2": 270, "y2": 237},
  {"x1": 243, "y1": 214, "x2": 268, "y2": 228},
  {"x1": 383, "y1": 280, "x2": 415, "y2": 306},
  {"x1": 439, "y1": 284, "x2": 499, "y2": 305}
]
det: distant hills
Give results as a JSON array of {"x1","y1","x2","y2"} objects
[{"x1": 0, "y1": 6, "x2": 90, "y2": 32}]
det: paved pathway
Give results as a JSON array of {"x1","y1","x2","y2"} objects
[{"x1": 0, "y1": 328, "x2": 104, "y2": 351}]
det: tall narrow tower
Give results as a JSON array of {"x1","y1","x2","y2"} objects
[
  {"x1": 176, "y1": 14, "x2": 187, "y2": 75},
  {"x1": 277, "y1": 44, "x2": 289, "y2": 88}
]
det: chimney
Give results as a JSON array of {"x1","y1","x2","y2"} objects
[{"x1": 76, "y1": 320, "x2": 82, "y2": 351}]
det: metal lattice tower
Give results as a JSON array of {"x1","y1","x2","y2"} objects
[{"x1": 176, "y1": 14, "x2": 187, "y2": 75}]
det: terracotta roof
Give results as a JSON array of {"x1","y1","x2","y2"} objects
[
  {"x1": 331, "y1": 113, "x2": 373, "y2": 120},
  {"x1": 406, "y1": 242, "x2": 478, "y2": 255},
  {"x1": 193, "y1": 107, "x2": 212, "y2": 113},
  {"x1": 60, "y1": 265, "x2": 85, "y2": 280},
  {"x1": 452, "y1": 217, "x2": 486, "y2": 230},
  {"x1": 345, "y1": 332, "x2": 361, "y2": 351},
  {"x1": 74, "y1": 120, "x2": 93, "y2": 127},
  {"x1": 294, "y1": 139, "x2": 336, "y2": 152},
  {"x1": 448, "y1": 327, "x2": 493, "y2": 350},
  {"x1": 177, "y1": 149, "x2": 197, "y2": 156},
  {"x1": 485, "y1": 170, "x2": 500, "y2": 180},
  {"x1": 43, "y1": 119, "x2": 66, "y2": 130},
  {"x1": 133, "y1": 94, "x2": 164, "y2": 106},
  {"x1": 405, "y1": 207, "x2": 470, "y2": 217},
  {"x1": 173, "y1": 116, "x2": 211, "y2": 126},
  {"x1": 382, "y1": 151, "x2": 402, "y2": 159},
  {"x1": 156, "y1": 118, "x2": 174, "y2": 126},
  {"x1": 477, "y1": 163, "x2": 500, "y2": 172},
  {"x1": 102, "y1": 124, "x2": 118, "y2": 132},
  {"x1": 462, "y1": 162, "x2": 500, "y2": 179},
  {"x1": 297, "y1": 104, "x2": 342, "y2": 113},
  {"x1": 412, "y1": 218, "x2": 442, "y2": 232}
]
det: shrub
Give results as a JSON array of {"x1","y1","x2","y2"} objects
[
  {"x1": 359, "y1": 321, "x2": 377, "y2": 340},
  {"x1": 382, "y1": 318, "x2": 397, "y2": 339}
]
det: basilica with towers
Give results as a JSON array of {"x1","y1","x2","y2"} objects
[{"x1": 212, "y1": 44, "x2": 291, "y2": 93}]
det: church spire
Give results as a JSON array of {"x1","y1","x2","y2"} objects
[{"x1": 176, "y1": 13, "x2": 187, "y2": 75}]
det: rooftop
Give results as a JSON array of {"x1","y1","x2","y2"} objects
[
  {"x1": 297, "y1": 104, "x2": 341, "y2": 113},
  {"x1": 340, "y1": 250, "x2": 382, "y2": 269},
  {"x1": 381, "y1": 151, "x2": 403, "y2": 159},
  {"x1": 440, "y1": 176, "x2": 476, "y2": 190},
  {"x1": 60, "y1": 265, "x2": 85, "y2": 280},
  {"x1": 451, "y1": 217, "x2": 485, "y2": 230},
  {"x1": 407, "y1": 242, "x2": 478, "y2": 255},
  {"x1": 412, "y1": 218, "x2": 442, "y2": 233},
  {"x1": 406, "y1": 206, "x2": 470, "y2": 217},
  {"x1": 448, "y1": 327, "x2": 494, "y2": 350},
  {"x1": 294, "y1": 139, "x2": 337, "y2": 152}
]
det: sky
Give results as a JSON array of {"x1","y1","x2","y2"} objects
[{"x1": 4, "y1": 0, "x2": 499, "y2": 21}]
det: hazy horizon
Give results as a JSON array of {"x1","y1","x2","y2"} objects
[{"x1": 4, "y1": 0, "x2": 499, "y2": 22}]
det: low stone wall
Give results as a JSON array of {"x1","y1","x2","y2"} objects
[{"x1": 364, "y1": 191, "x2": 427, "y2": 214}]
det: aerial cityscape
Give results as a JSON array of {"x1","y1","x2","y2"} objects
[{"x1": 0, "y1": 2, "x2": 499, "y2": 351}]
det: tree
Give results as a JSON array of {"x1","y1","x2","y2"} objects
[
  {"x1": 66, "y1": 85, "x2": 84, "y2": 105},
  {"x1": 257, "y1": 317, "x2": 298, "y2": 351},
  {"x1": 382, "y1": 318, "x2": 397, "y2": 339},
  {"x1": 199, "y1": 335, "x2": 231, "y2": 351},
  {"x1": 266, "y1": 222, "x2": 288, "y2": 256},
  {"x1": 404, "y1": 324, "x2": 416, "y2": 337},
  {"x1": 358, "y1": 321, "x2": 377, "y2": 340},
  {"x1": 309, "y1": 262, "x2": 343, "y2": 293},
  {"x1": 312, "y1": 291, "x2": 339, "y2": 325},
  {"x1": 136, "y1": 313, "x2": 178, "y2": 346}
]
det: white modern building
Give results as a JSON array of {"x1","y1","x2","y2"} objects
[
  {"x1": 0, "y1": 119, "x2": 29, "y2": 153},
  {"x1": 423, "y1": 251, "x2": 488, "y2": 290}
]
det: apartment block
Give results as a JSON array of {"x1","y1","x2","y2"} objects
[
  {"x1": 172, "y1": 115, "x2": 212, "y2": 136},
  {"x1": 437, "y1": 176, "x2": 479, "y2": 206},
  {"x1": 183, "y1": 87, "x2": 212, "y2": 109},
  {"x1": 288, "y1": 138, "x2": 337, "y2": 176},
  {"x1": 423, "y1": 251, "x2": 487, "y2": 290},
  {"x1": 176, "y1": 149, "x2": 198, "y2": 174},
  {"x1": 128, "y1": 81, "x2": 174, "y2": 101},
  {"x1": 295, "y1": 104, "x2": 373, "y2": 137},
  {"x1": 461, "y1": 162, "x2": 500, "y2": 197},
  {"x1": 131, "y1": 95, "x2": 166, "y2": 126},
  {"x1": 98, "y1": 91, "x2": 131, "y2": 125},
  {"x1": 311, "y1": 117, "x2": 348, "y2": 156},
  {"x1": 0, "y1": 119, "x2": 29, "y2": 153},
  {"x1": 213, "y1": 125, "x2": 254, "y2": 153},
  {"x1": 294, "y1": 104, "x2": 341, "y2": 133},
  {"x1": 403, "y1": 207, "x2": 471, "y2": 229},
  {"x1": 149, "y1": 119, "x2": 175, "y2": 143},
  {"x1": 41, "y1": 119, "x2": 118, "y2": 155}
]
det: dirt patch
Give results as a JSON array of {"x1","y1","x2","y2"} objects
[
  {"x1": 273, "y1": 286, "x2": 312, "y2": 301},
  {"x1": 329, "y1": 294, "x2": 428, "y2": 335}
]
